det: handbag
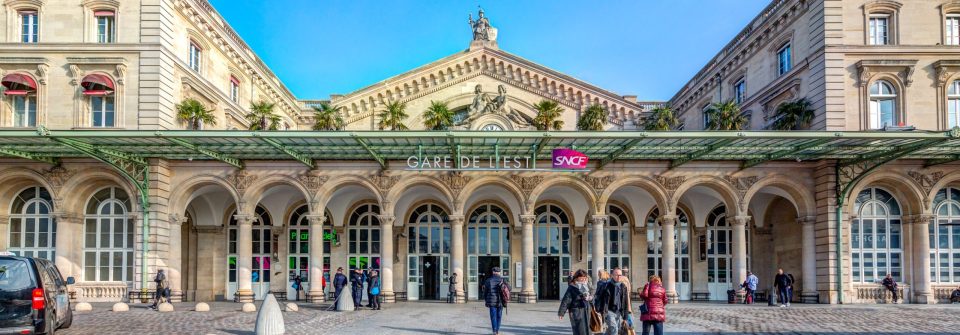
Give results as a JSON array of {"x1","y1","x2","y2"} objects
[
  {"x1": 638, "y1": 302, "x2": 649, "y2": 314},
  {"x1": 371, "y1": 286, "x2": 380, "y2": 296},
  {"x1": 621, "y1": 319, "x2": 635, "y2": 335},
  {"x1": 589, "y1": 305, "x2": 605, "y2": 333}
]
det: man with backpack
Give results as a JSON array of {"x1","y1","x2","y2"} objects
[
  {"x1": 482, "y1": 267, "x2": 510, "y2": 335},
  {"x1": 594, "y1": 268, "x2": 629, "y2": 335},
  {"x1": 149, "y1": 269, "x2": 169, "y2": 310}
]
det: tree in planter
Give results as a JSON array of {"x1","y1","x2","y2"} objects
[
  {"x1": 312, "y1": 101, "x2": 345, "y2": 131},
  {"x1": 704, "y1": 100, "x2": 750, "y2": 130},
  {"x1": 533, "y1": 99, "x2": 565, "y2": 130},
  {"x1": 770, "y1": 98, "x2": 814, "y2": 130},
  {"x1": 422, "y1": 100, "x2": 453, "y2": 130},
  {"x1": 641, "y1": 106, "x2": 681, "y2": 131},
  {"x1": 377, "y1": 100, "x2": 409, "y2": 130},
  {"x1": 175, "y1": 98, "x2": 216, "y2": 130},
  {"x1": 246, "y1": 100, "x2": 281, "y2": 130},
  {"x1": 576, "y1": 104, "x2": 608, "y2": 131}
]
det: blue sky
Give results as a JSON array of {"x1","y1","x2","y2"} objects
[{"x1": 208, "y1": 0, "x2": 770, "y2": 101}]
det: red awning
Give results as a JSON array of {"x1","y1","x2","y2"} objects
[
  {"x1": 94, "y1": 10, "x2": 115, "y2": 16},
  {"x1": 80, "y1": 74, "x2": 115, "y2": 92},
  {"x1": 1, "y1": 73, "x2": 37, "y2": 92},
  {"x1": 230, "y1": 76, "x2": 240, "y2": 85}
]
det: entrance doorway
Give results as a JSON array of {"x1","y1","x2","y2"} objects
[
  {"x1": 478, "y1": 256, "x2": 500, "y2": 288},
  {"x1": 421, "y1": 256, "x2": 440, "y2": 300},
  {"x1": 538, "y1": 256, "x2": 560, "y2": 300}
]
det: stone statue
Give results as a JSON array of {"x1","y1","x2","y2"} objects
[
  {"x1": 460, "y1": 84, "x2": 532, "y2": 128},
  {"x1": 469, "y1": 8, "x2": 493, "y2": 41},
  {"x1": 468, "y1": 84, "x2": 492, "y2": 116}
]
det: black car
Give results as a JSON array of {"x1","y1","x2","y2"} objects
[{"x1": 0, "y1": 254, "x2": 73, "y2": 335}]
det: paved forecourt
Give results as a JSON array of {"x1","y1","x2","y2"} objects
[{"x1": 60, "y1": 301, "x2": 960, "y2": 334}]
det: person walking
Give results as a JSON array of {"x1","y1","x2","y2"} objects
[
  {"x1": 594, "y1": 268, "x2": 630, "y2": 335},
  {"x1": 620, "y1": 273, "x2": 635, "y2": 330},
  {"x1": 558, "y1": 269, "x2": 593, "y2": 335},
  {"x1": 293, "y1": 274, "x2": 304, "y2": 301},
  {"x1": 786, "y1": 273, "x2": 796, "y2": 303},
  {"x1": 368, "y1": 270, "x2": 381, "y2": 310},
  {"x1": 639, "y1": 275, "x2": 668, "y2": 335},
  {"x1": 951, "y1": 285, "x2": 960, "y2": 304},
  {"x1": 482, "y1": 267, "x2": 510, "y2": 335},
  {"x1": 742, "y1": 271, "x2": 759, "y2": 304},
  {"x1": 333, "y1": 267, "x2": 348, "y2": 303},
  {"x1": 149, "y1": 269, "x2": 169, "y2": 310},
  {"x1": 773, "y1": 268, "x2": 792, "y2": 307},
  {"x1": 881, "y1": 273, "x2": 899, "y2": 303},
  {"x1": 448, "y1": 272, "x2": 459, "y2": 303},
  {"x1": 350, "y1": 268, "x2": 364, "y2": 310}
]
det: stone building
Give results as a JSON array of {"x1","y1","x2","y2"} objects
[{"x1": 0, "y1": 0, "x2": 958, "y2": 308}]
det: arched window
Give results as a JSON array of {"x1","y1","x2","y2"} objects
[
  {"x1": 852, "y1": 187, "x2": 902, "y2": 283},
  {"x1": 604, "y1": 204, "x2": 631, "y2": 271},
  {"x1": 407, "y1": 203, "x2": 450, "y2": 254},
  {"x1": 533, "y1": 203, "x2": 571, "y2": 300},
  {"x1": 227, "y1": 205, "x2": 271, "y2": 299},
  {"x1": 288, "y1": 205, "x2": 334, "y2": 294},
  {"x1": 869, "y1": 80, "x2": 897, "y2": 129},
  {"x1": 83, "y1": 187, "x2": 133, "y2": 282},
  {"x1": 646, "y1": 207, "x2": 690, "y2": 290},
  {"x1": 81, "y1": 74, "x2": 116, "y2": 127},
  {"x1": 9, "y1": 186, "x2": 55, "y2": 260},
  {"x1": 948, "y1": 81, "x2": 960, "y2": 128},
  {"x1": 2, "y1": 73, "x2": 38, "y2": 127},
  {"x1": 931, "y1": 187, "x2": 960, "y2": 283},
  {"x1": 348, "y1": 203, "x2": 380, "y2": 271},
  {"x1": 705, "y1": 205, "x2": 749, "y2": 300},
  {"x1": 467, "y1": 203, "x2": 510, "y2": 299}
]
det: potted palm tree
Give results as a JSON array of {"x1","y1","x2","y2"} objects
[
  {"x1": 533, "y1": 99, "x2": 564, "y2": 130},
  {"x1": 576, "y1": 104, "x2": 608, "y2": 131},
  {"x1": 641, "y1": 106, "x2": 681, "y2": 131},
  {"x1": 770, "y1": 98, "x2": 814, "y2": 130},
  {"x1": 246, "y1": 100, "x2": 281, "y2": 130},
  {"x1": 312, "y1": 101, "x2": 345, "y2": 131},
  {"x1": 176, "y1": 98, "x2": 216, "y2": 130},
  {"x1": 422, "y1": 101, "x2": 453, "y2": 130},
  {"x1": 704, "y1": 101, "x2": 750, "y2": 130},
  {"x1": 377, "y1": 100, "x2": 409, "y2": 130}
]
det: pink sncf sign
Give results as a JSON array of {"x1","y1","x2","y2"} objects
[{"x1": 552, "y1": 148, "x2": 588, "y2": 169}]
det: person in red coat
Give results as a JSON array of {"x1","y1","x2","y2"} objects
[{"x1": 639, "y1": 275, "x2": 668, "y2": 335}]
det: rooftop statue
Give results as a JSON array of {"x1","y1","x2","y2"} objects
[{"x1": 468, "y1": 8, "x2": 497, "y2": 42}]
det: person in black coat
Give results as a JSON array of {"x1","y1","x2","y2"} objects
[
  {"x1": 350, "y1": 268, "x2": 364, "y2": 310},
  {"x1": 951, "y1": 285, "x2": 960, "y2": 304},
  {"x1": 333, "y1": 267, "x2": 348, "y2": 303},
  {"x1": 881, "y1": 273, "x2": 898, "y2": 303},
  {"x1": 482, "y1": 267, "x2": 510, "y2": 335},
  {"x1": 559, "y1": 269, "x2": 593, "y2": 335},
  {"x1": 773, "y1": 268, "x2": 793, "y2": 307}
]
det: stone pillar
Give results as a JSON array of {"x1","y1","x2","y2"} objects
[
  {"x1": 378, "y1": 215, "x2": 396, "y2": 303},
  {"x1": 660, "y1": 215, "x2": 678, "y2": 303},
  {"x1": 731, "y1": 216, "x2": 750, "y2": 295},
  {"x1": 52, "y1": 213, "x2": 79, "y2": 279},
  {"x1": 800, "y1": 217, "x2": 819, "y2": 302},
  {"x1": 306, "y1": 214, "x2": 327, "y2": 303},
  {"x1": 520, "y1": 214, "x2": 536, "y2": 303},
  {"x1": 234, "y1": 214, "x2": 255, "y2": 303},
  {"x1": 911, "y1": 214, "x2": 935, "y2": 304},
  {"x1": 168, "y1": 214, "x2": 186, "y2": 302},
  {"x1": 450, "y1": 214, "x2": 466, "y2": 303},
  {"x1": 591, "y1": 215, "x2": 606, "y2": 279}
]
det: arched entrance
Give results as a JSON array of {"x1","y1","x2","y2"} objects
[
  {"x1": 466, "y1": 203, "x2": 511, "y2": 300},
  {"x1": 705, "y1": 205, "x2": 749, "y2": 301},
  {"x1": 227, "y1": 205, "x2": 272, "y2": 300},
  {"x1": 287, "y1": 205, "x2": 334, "y2": 299},
  {"x1": 646, "y1": 207, "x2": 691, "y2": 300},
  {"x1": 534, "y1": 203, "x2": 571, "y2": 300},
  {"x1": 406, "y1": 203, "x2": 450, "y2": 301}
]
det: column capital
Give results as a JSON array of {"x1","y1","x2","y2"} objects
[
  {"x1": 233, "y1": 214, "x2": 256, "y2": 226},
  {"x1": 169, "y1": 214, "x2": 189, "y2": 226},
  {"x1": 728, "y1": 215, "x2": 751, "y2": 226},
  {"x1": 51, "y1": 212, "x2": 79, "y2": 222},
  {"x1": 905, "y1": 214, "x2": 935, "y2": 225},
  {"x1": 305, "y1": 214, "x2": 327, "y2": 226},
  {"x1": 520, "y1": 214, "x2": 536, "y2": 225},
  {"x1": 590, "y1": 215, "x2": 608, "y2": 225},
  {"x1": 795, "y1": 216, "x2": 816, "y2": 226},
  {"x1": 658, "y1": 215, "x2": 678, "y2": 226},
  {"x1": 449, "y1": 214, "x2": 465, "y2": 225},
  {"x1": 377, "y1": 215, "x2": 396, "y2": 226}
]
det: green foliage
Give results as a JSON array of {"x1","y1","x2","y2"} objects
[
  {"x1": 422, "y1": 101, "x2": 453, "y2": 131},
  {"x1": 175, "y1": 98, "x2": 216, "y2": 130},
  {"x1": 576, "y1": 104, "x2": 608, "y2": 131},
  {"x1": 532, "y1": 99, "x2": 565, "y2": 131},
  {"x1": 641, "y1": 106, "x2": 680, "y2": 131},
  {"x1": 704, "y1": 100, "x2": 749, "y2": 131},
  {"x1": 377, "y1": 100, "x2": 409, "y2": 131},
  {"x1": 771, "y1": 98, "x2": 815, "y2": 131},
  {"x1": 246, "y1": 100, "x2": 281, "y2": 130},
  {"x1": 312, "y1": 101, "x2": 345, "y2": 131}
]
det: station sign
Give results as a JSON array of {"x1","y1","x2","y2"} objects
[{"x1": 405, "y1": 148, "x2": 589, "y2": 171}]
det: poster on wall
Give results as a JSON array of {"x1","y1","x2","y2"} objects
[{"x1": 515, "y1": 262, "x2": 522, "y2": 288}]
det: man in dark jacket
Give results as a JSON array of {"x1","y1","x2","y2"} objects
[
  {"x1": 594, "y1": 268, "x2": 629, "y2": 335},
  {"x1": 881, "y1": 273, "x2": 898, "y2": 303},
  {"x1": 333, "y1": 267, "x2": 348, "y2": 303},
  {"x1": 773, "y1": 268, "x2": 792, "y2": 307},
  {"x1": 482, "y1": 267, "x2": 510, "y2": 335},
  {"x1": 149, "y1": 269, "x2": 168, "y2": 310},
  {"x1": 350, "y1": 268, "x2": 364, "y2": 310},
  {"x1": 951, "y1": 285, "x2": 960, "y2": 304}
]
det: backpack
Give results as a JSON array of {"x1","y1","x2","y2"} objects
[{"x1": 498, "y1": 278, "x2": 510, "y2": 306}]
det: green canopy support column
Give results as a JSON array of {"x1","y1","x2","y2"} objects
[
  {"x1": 353, "y1": 134, "x2": 387, "y2": 169},
  {"x1": 258, "y1": 136, "x2": 314, "y2": 168},
  {"x1": 670, "y1": 138, "x2": 735, "y2": 169},
  {"x1": 163, "y1": 137, "x2": 243, "y2": 169},
  {"x1": 0, "y1": 147, "x2": 59, "y2": 165},
  {"x1": 43, "y1": 133, "x2": 152, "y2": 293}
]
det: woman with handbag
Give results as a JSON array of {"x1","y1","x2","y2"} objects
[
  {"x1": 639, "y1": 275, "x2": 667, "y2": 335},
  {"x1": 558, "y1": 270, "x2": 593, "y2": 335},
  {"x1": 367, "y1": 270, "x2": 381, "y2": 310}
]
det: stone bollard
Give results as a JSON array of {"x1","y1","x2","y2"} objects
[
  {"x1": 285, "y1": 302, "x2": 298, "y2": 312},
  {"x1": 242, "y1": 302, "x2": 257, "y2": 313},
  {"x1": 336, "y1": 286, "x2": 353, "y2": 311},
  {"x1": 111, "y1": 302, "x2": 128, "y2": 312},
  {"x1": 74, "y1": 302, "x2": 92, "y2": 312},
  {"x1": 195, "y1": 302, "x2": 210, "y2": 312},
  {"x1": 158, "y1": 302, "x2": 174, "y2": 312},
  {"x1": 254, "y1": 294, "x2": 285, "y2": 335}
]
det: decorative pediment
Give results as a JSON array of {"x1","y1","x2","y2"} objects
[{"x1": 856, "y1": 60, "x2": 917, "y2": 87}]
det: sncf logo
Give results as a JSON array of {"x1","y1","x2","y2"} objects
[{"x1": 552, "y1": 148, "x2": 588, "y2": 169}]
